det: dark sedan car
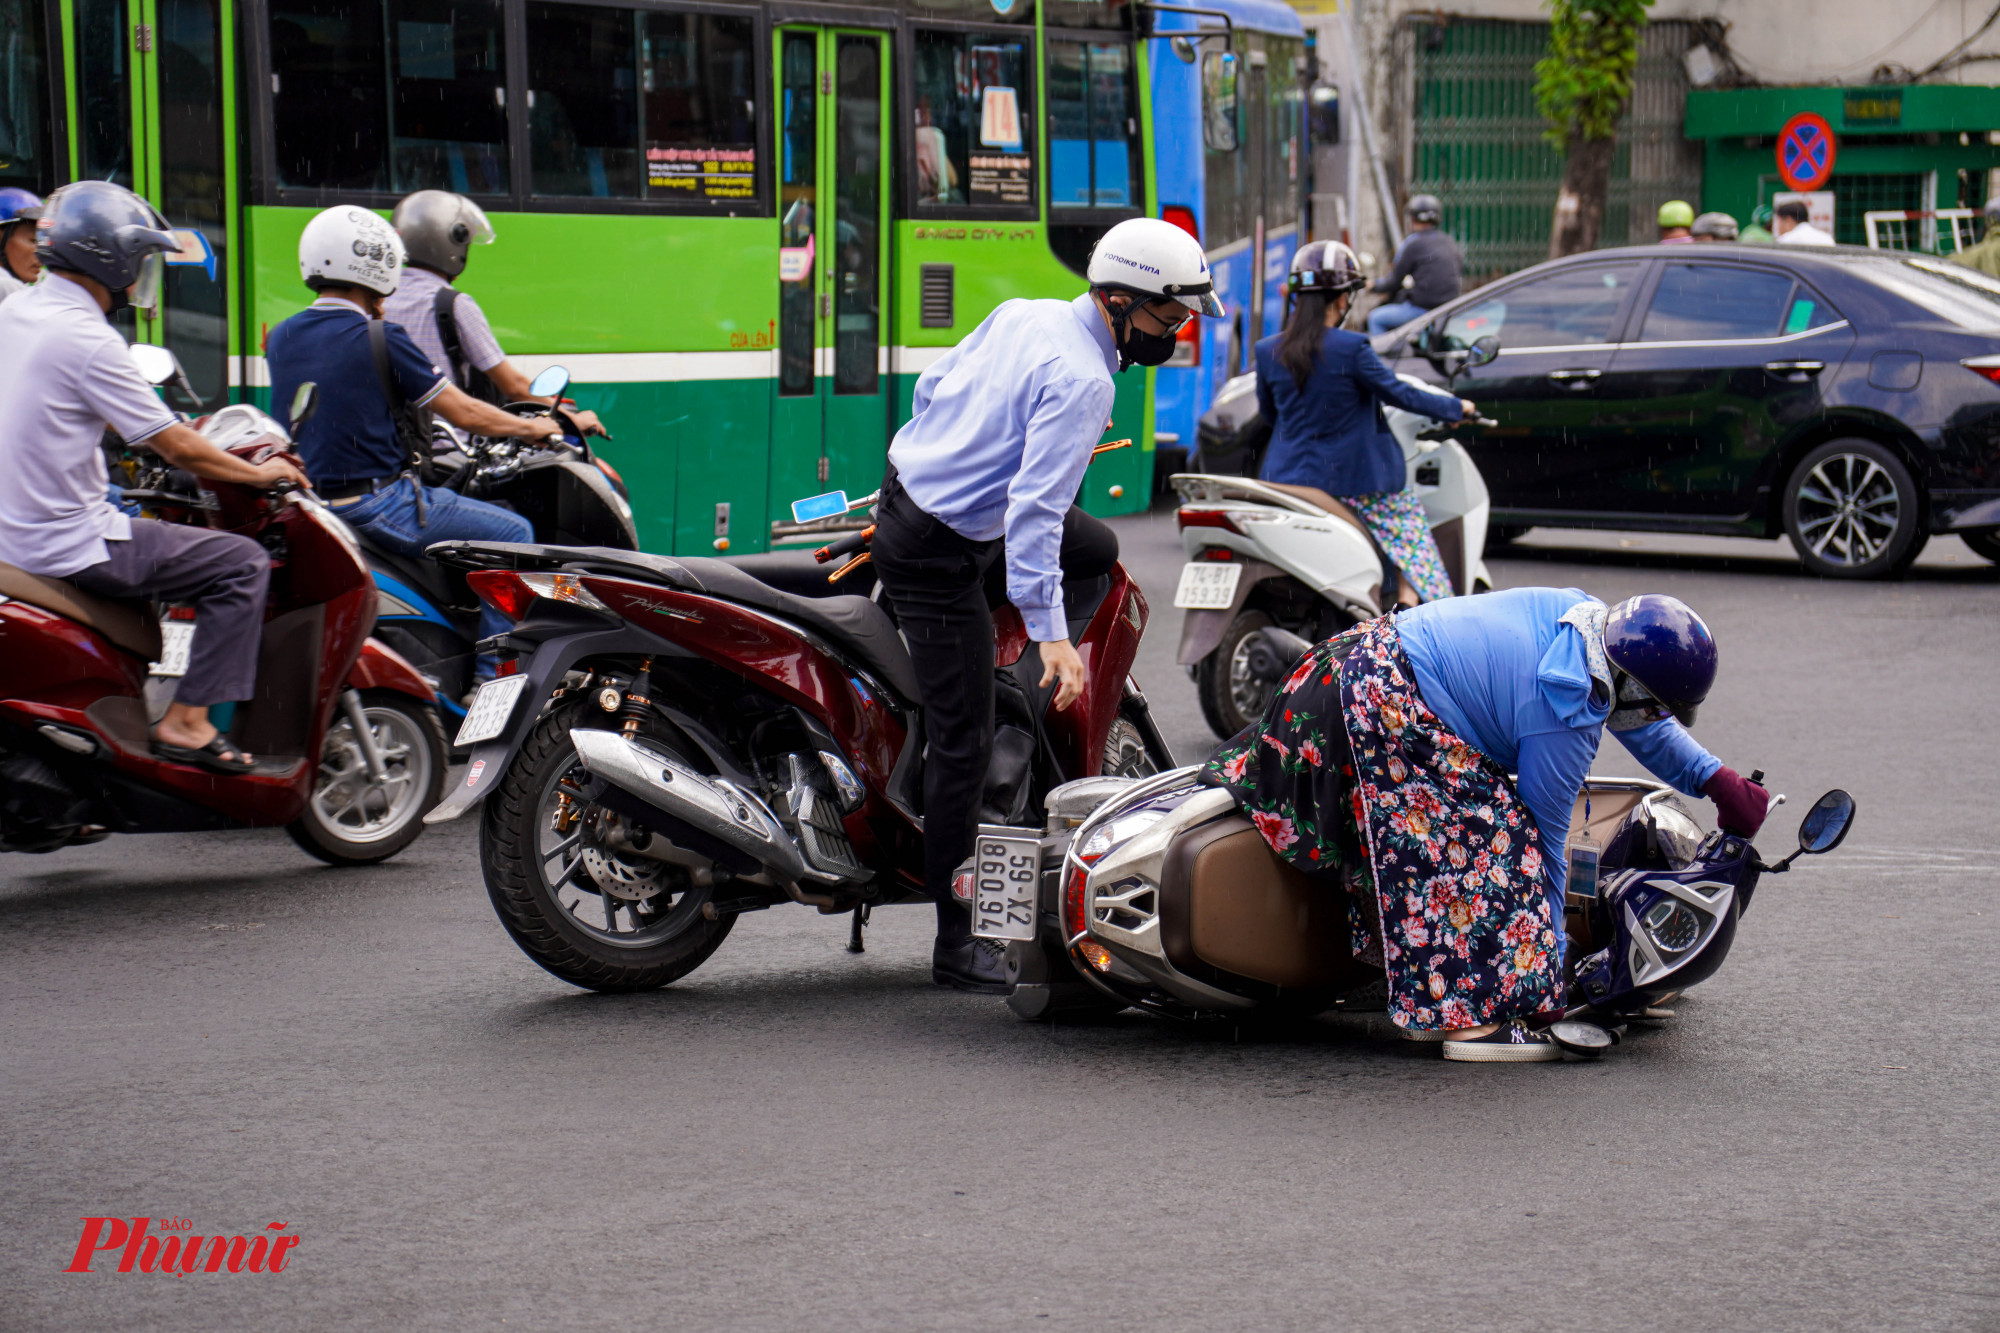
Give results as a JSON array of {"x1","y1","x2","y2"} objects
[{"x1": 1375, "y1": 244, "x2": 2000, "y2": 577}]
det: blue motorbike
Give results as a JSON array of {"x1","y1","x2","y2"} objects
[{"x1": 991, "y1": 764, "x2": 1854, "y2": 1055}]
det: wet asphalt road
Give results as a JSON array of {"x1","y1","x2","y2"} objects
[{"x1": 3, "y1": 513, "x2": 1997, "y2": 1332}]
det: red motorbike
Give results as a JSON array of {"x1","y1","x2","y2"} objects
[
  {"x1": 0, "y1": 362, "x2": 446, "y2": 864},
  {"x1": 421, "y1": 502, "x2": 1175, "y2": 992}
]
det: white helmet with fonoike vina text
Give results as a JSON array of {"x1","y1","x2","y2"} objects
[
  {"x1": 298, "y1": 206, "x2": 405, "y2": 295},
  {"x1": 1087, "y1": 217, "x2": 1225, "y2": 316}
]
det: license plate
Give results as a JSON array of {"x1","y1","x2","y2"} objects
[
  {"x1": 150, "y1": 620, "x2": 195, "y2": 678},
  {"x1": 1173, "y1": 560, "x2": 1243, "y2": 610},
  {"x1": 455, "y1": 674, "x2": 530, "y2": 746},
  {"x1": 969, "y1": 825, "x2": 1042, "y2": 943}
]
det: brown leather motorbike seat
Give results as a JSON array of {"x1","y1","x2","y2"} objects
[
  {"x1": 0, "y1": 559, "x2": 162, "y2": 660},
  {"x1": 1160, "y1": 813, "x2": 1359, "y2": 991}
]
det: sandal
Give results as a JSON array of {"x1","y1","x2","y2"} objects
[{"x1": 152, "y1": 733, "x2": 258, "y2": 774}]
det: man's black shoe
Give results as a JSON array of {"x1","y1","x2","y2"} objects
[{"x1": 932, "y1": 937, "x2": 1009, "y2": 994}]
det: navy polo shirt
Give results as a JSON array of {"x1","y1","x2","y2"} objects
[{"x1": 267, "y1": 296, "x2": 448, "y2": 488}]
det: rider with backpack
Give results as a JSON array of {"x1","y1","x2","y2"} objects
[{"x1": 382, "y1": 191, "x2": 603, "y2": 436}]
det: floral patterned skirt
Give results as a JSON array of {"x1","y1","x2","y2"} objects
[
  {"x1": 1204, "y1": 616, "x2": 1564, "y2": 1032},
  {"x1": 1338, "y1": 487, "x2": 1456, "y2": 605}
]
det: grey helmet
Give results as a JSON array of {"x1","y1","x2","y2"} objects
[
  {"x1": 1406, "y1": 193, "x2": 1443, "y2": 225},
  {"x1": 1287, "y1": 239, "x2": 1367, "y2": 295},
  {"x1": 391, "y1": 190, "x2": 494, "y2": 279},
  {"x1": 1691, "y1": 211, "x2": 1739, "y2": 241},
  {"x1": 36, "y1": 181, "x2": 180, "y2": 314}
]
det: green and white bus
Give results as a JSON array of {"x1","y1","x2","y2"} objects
[{"x1": 3, "y1": 0, "x2": 1166, "y2": 554}]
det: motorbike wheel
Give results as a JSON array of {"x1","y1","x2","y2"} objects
[
  {"x1": 481, "y1": 702, "x2": 734, "y2": 993},
  {"x1": 1196, "y1": 610, "x2": 1276, "y2": 740},
  {"x1": 1102, "y1": 716, "x2": 1158, "y2": 779},
  {"x1": 287, "y1": 691, "x2": 447, "y2": 866},
  {"x1": 1961, "y1": 526, "x2": 2000, "y2": 565}
]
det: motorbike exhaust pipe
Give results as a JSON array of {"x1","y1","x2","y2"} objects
[
  {"x1": 568, "y1": 729, "x2": 815, "y2": 889},
  {"x1": 1244, "y1": 627, "x2": 1314, "y2": 684}
]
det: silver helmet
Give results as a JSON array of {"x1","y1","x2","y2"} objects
[{"x1": 391, "y1": 190, "x2": 494, "y2": 279}]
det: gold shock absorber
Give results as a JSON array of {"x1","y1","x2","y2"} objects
[{"x1": 618, "y1": 657, "x2": 656, "y2": 739}]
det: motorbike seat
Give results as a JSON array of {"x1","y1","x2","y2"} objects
[
  {"x1": 353, "y1": 530, "x2": 477, "y2": 616},
  {"x1": 1260, "y1": 483, "x2": 1379, "y2": 544},
  {"x1": 1160, "y1": 812, "x2": 1362, "y2": 992},
  {"x1": 0, "y1": 559, "x2": 163, "y2": 661},
  {"x1": 499, "y1": 544, "x2": 922, "y2": 704}
]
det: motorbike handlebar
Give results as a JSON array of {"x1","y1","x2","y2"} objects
[
  {"x1": 1471, "y1": 416, "x2": 1499, "y2": 428},
  {"x1": 814, "y1": 525, "x2": 875, "y2": 564}
]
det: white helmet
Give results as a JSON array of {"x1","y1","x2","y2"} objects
[
  {"x1": 1086, "y1": 217, "x2": 1224, "y2": 317},
  {"x1": 298, "y1": 206, "x2": 405, "y2": 296}
]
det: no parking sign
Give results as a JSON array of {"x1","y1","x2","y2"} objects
[{"x1": 1777, "y1": 112, "x2": 1836, "y2": 192}]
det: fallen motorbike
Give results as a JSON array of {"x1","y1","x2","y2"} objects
[
  {"x1": 0, "y1": 350, "x2": 447, "y2": 863},
  {"x1": 993, "y1": 762, "x2": 1855, "y2": 1054},
  {"x1": 363, "y1": 365, "x2": 638, "y2": 719},
  {"x1": 1175, "y1": 335, "x2": 1501, "y2": 737},
  {"x1": 418, "y1": 488, "x2": 1177, "y2": 992}
]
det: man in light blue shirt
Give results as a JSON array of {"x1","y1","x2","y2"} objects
[{"x1": 874, "y1": 218, "x2": 1224, "y2": 992}]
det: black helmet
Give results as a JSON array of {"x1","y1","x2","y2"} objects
[
  {"x1": 1407, "y1": 193, "x2": 1442, "y2": 225},
  {"x1": 37, "y1": 181, "x2": 179, "y2": 313},
  {"x1": 1287, "y1": 240, "x2": 1366, "y2": 296},
  {"x1": 391, "y1": 190, "x2": 494, "y2": 279},
  {"x1": 1603, "y1": 595, "x2": 1717, "y2": 728}
]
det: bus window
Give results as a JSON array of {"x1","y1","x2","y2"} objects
[
  {"x1": 1201, "y1": 50, "x2": 1236, "y2": 153},
  {"x1": 1046, "y1": 39, "x2": 1138, "y2": 210},
  {"x1": 1264, "y1": 36, "x2": 1302, "y2": 232},
  {"x1": 527, "y1": 4, "x2": 758, "y2": 206},
  {"x1": 270, "y1": 0, "x2": 508, "y2": 195},
  {"x1": 910, "y1": 30, "x2": 1033, "y2": 212},
  {"x1": 0, "y1": 0, "x2": 55, "y2": 193},
  {"x1": 1202, "y1": 49, "x2": 1244, "y2": 251},
  {"x1": 79, "y1": 0, "x2": 135, "y2": 186}
]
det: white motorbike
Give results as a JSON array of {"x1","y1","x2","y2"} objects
[{"x1": 1172, "y1": 336, "x2": 1500, "y2": 738}]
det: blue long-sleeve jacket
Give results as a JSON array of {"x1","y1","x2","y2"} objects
[
  {"x1": 1396, "y1": 587, "x2": 1723, "y2": 897},
  {"x1": 1254, "y1": 326, "x2": 1461, "y2": 497}
]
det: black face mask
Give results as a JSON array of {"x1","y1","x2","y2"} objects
[{"x1": 1111, "y1": 303, "x2": 1182, "y2": 371}]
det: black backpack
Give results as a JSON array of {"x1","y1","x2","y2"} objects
[{"x1": 432, "y1": 286, "x2": 503, "y2": 405}]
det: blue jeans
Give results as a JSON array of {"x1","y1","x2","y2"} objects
[
  {"x1": 1367, "y1": 300, "x2": 1431, "y2": 336},
  {"x1": 341, "y1": 478, "x2": 533, "y2": 672}
]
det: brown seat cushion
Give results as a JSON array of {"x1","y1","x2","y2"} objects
[
  {"x1": 0, "y1": 559, "x2": 162, "y2": 660},
  {"x1": 1161, "y1": 814, "x2": 1358, "y2": 991}
]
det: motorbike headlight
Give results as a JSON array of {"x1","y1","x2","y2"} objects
[
  {"x1": 1641, "y1": 898, "x2": 1703, "y2": 954},
  {"x1": 1647, "y1": 802, "x2": 1705, "y2": 869}
]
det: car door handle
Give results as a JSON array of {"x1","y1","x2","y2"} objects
[
  {"x1": 1765, "y1": 360, "x2": 1825, "y2": 380},
  {"x1": 1547, "y1": 368, "x2": 1602, "y2": 389}
]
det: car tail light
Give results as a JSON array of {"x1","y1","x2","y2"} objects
[
  {"x1": 1963, "y1": 355, "x2": 2000, "y2": 384},
  {"x1": 1178, "y1": 507, "x2": 1245, "y2": 535},
  {"x1": 464, "y1": 570, "x2": 610, "y2": 622}
]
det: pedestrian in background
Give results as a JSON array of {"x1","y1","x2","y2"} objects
[
  {"x1": 1657, "y1": 200, "x2": 1695, "y2": 242},
  {"x1": 0, "y1": 188, "x2": 46, "y2": 304},
  {"x1": 1774, "y1": 200, "x2": 1835, "y2": 245},
  {"x1": 1741, "y1": 205, "x2": 1777, "y2": 244},
  {"x1": 1950, "y1": 198, "x2": 2000, "y2": 277},
  {"x1": 1365, "y1": 194, "x2": 1462, "y2": 335},
  {"x1": 1691, "y1": 212, "x2": 1739, "y2": 243},
  {"x1": 1260, "y1": 241, "x2": 1472, "y2": 607}
]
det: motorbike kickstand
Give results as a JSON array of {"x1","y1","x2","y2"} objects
[{"x1": 847, "y1": 902, "x2": 872, "y2": 954}]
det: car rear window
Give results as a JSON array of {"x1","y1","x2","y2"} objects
[
  {"x1": 1854, "y1": 258, "x2": 2000, "y2": 330},
  {"x1": 1440, "y1": 262, "x2": 1642, "y2": 350},
  {"x1": 1639, "y1": 264, "x2": 1797, "y2": 341}
]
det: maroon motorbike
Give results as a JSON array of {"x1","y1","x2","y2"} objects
[
  {"x1": 421, "y1": 506, "x2": 1175, "y2": 992},
  {"x1": 0, "y1": 361, "x2": 446, "y2": 865}
]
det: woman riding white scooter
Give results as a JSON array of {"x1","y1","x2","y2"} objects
[{"x1": 1255, "y1": 242, "x2": 1476, "y2": 606}]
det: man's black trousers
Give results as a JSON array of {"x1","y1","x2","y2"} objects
[{"x1": 869, "y1": 478, "x2": 1117, "y2": 944}]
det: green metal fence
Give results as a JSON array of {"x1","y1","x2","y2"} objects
[{"x1": 1392, "y1": 17, "x2": 1703, "y2": 282}]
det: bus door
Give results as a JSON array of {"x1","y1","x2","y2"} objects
[
  {"x1": 63, "y1": 0, "x2": 234, "y2": 408},
  {"x1": 772, "y1": 26, "x2": 891, "y2": 521}
]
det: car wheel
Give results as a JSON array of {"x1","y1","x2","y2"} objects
[
  {"x1": 1961, "y1": 527, "x2": 2000, "y2": 565},
  {"x1": 1782, "y1": 440, "x2": 1925, "y2": 579}
]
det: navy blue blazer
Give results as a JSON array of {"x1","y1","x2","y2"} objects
[{"x1": 1254, "y1": 327, "x2": 1463, "y2": 498}]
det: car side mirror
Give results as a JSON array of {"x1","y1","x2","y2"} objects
[
  {"x1": 1466, "y1": 334, "x2": 1500, "y2": 368},
  {"x1": 1797, "y1": 789, "x2": 1855, "y2": 854},
  {"x1": 289, "y1": 381, "x2": 320, "y2": 431},
  {"x1": 529, "y1": 365, "x2": 571, "y2": 400}
]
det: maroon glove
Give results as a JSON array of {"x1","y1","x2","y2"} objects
[{"x1": 1703, "y1": 766, "x2": 1770, "y2": 836}]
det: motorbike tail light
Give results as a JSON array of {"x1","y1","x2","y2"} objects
[
  {"x1": 1962, "y1": 354, "x2": 2000, "y2": 384},
  {"x1": 595, "y1": 457, "x2": 626, "y2": 487},
  {"x1": 1063, "y1": 864, "x2": 1090, "y2": 939},
  {"x1": 1178, "y1": 507, "x2": 1244, "y2": 535},
  {"x1": 495, "y1": 657, "x2": 519, "y2": 678},
  {"x1": 465, "y1": 570, "x2": 536, "y2": 622}
]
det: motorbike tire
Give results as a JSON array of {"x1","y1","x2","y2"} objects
[
  {"x1": 287, "y1": 691, "x2": 447, "y2": 866},
  {"x1": 1783, "y1": 439, "x2": 1926, "y2": 579},
  {"x1": 1196, "y1": 610, "x2": 1275, "y2": 740},
  {"x1": 1961, "y1": 526, "x2": 2000, "y2": 565},
  {"x1": 480, "y1": 701, "x2": 735, "y2": 993}
]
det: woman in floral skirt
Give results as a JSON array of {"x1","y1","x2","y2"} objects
[
  {"x1": 1254, "y1": 241, "x2": 1470, "y2": 606},
  {"x1": 1204, "y1": 588, "x2": 1772, "y2": 1062}
]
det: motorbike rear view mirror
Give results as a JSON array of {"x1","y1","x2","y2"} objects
[
  {"x1": 528, "y1": 366, "x2": 570, "y2": 400},
  {"x1": 1466, "y1": 334, "x2": 1500, "y2": 368},
  {"x1": 130, "y1": 343, "x2": 178, "y2": 385},
  {"x1": 792, "y1": 490, "x2": 850, "y2": 524},
  {"x1": 1798, "y1": 789, "x2": 1855, "y2": 854},
  {"x1": 289, "y1": 381, "x2": 320, "y2": 431}
]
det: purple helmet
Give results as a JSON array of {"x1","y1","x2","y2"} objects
[
  {"x1": 0, "y1": 187, "x2": 44, "y2": 224},
  {"x1": 1603, "y1": 595, "x2": 1716, "y2": 727}
]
